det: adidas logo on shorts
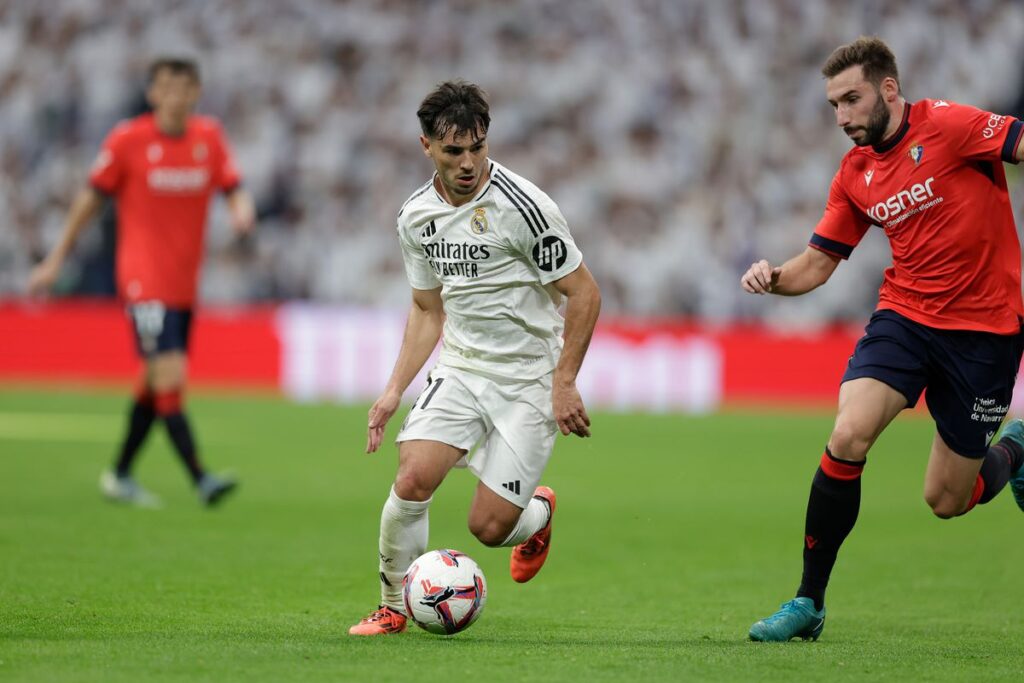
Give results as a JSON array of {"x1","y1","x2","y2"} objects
[{"x1": 501, "y1": 480, "x2": 521, "y2": 496}]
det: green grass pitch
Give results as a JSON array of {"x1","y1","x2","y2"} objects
[{"x1": 1, "y1": 386, "x2": 1023, "y2": 682}]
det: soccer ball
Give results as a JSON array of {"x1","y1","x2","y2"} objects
[{"x1": 402, "y1": 549, "x2": 487, "y2": 635}]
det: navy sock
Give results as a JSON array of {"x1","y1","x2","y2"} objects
[
  {"x1": 976, "y1": 440, "x2": 1024, "y2": 505},
  {"x1": 114, "y1": 398, "x2": 156, "y2": 477},
  {"x1": 154, "y1": 390, "x2": 205, "y2": 484},
  {"x1": 163, "y1": 412, "x2": 204, "y2": 484},
  {"x1": 994, "y1": 435, "x2": 1024, "y2": 474},
  {"x1": 796, "y1": 449, "x2": 864, "y2": 612}
]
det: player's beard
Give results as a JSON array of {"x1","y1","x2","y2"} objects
[{"x1": 850, "y1": 92, "x2": 891, "y2": 147}]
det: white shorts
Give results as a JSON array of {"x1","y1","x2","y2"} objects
[{"x1": 396, "y1": 364, "x2": 558, "y2": 508}]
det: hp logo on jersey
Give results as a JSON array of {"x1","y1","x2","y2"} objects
[{"x1": 532, "y1": 236, "x2": 567, "y2": 272}]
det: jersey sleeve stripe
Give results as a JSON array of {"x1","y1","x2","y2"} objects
[
  {"x1": 1001, "y1": 119, "x2": 1023, "y2": 164},
  {"x1": 493, "y1": 177, "x2": 541, "y2": 237},
  {"x1": 495, "y1": 171, "x2": 551, "y2": 234},
  {"x1": 809, "y1": 233, "x2": 854, "y2": 259},
  {"x1": 398, "y1": 180, "x2": 434, "y2": 217}
]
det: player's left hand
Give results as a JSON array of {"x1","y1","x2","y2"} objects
[{"x1": 553, "y1": 380, "x2": 591, "y2": 437}]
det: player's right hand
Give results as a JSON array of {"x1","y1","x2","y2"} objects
[
  {"x1": 27, "y1": 258, "x2": 61, "y2": 297},
  {"x1": 229, "y1": 200, "x2": 256, "y2": 236},
  {"x1": 366, "y1": 390, "x2": 401, "y2": 454},
  {"x1": 740, "y1": 260, "x2": 781, "y2": 295}
]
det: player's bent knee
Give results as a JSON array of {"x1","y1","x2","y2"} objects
[
  {"x1": 930, "y1": 505, "x2": 959, "y2": 520},
  {"x1": 149, "y1": 359, "x2": 187, "y2": 392},
  {"x1": 152, "y1": 378, "x2": 185, "y2": 395},
  {"x1": 468, "y1": 518, "x2": 512, "y2": 547},
  {"x1": 392, "y1": 472, "x2": 436, "y2": 503},
  {"x1": 925, "y1": 492, "x2": 962, "y2": 519},
  {"x1": 828, "y1": 424, "x2": 871, "y2": 461},
  {"x1": 150, "y1": 372, "x2": 184, "y2": 393}
]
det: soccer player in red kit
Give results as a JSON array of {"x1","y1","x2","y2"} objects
[
  {"x1": 741, "y1": 37, "x2": 1024, "y2": 641},
  {"x1": 28, "y1": 57, "x2": 255, "y2": 507}
]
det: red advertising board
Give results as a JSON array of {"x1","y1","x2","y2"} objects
[{"x1": 0, "y1": 299, "x2": 915, "y2": 410}]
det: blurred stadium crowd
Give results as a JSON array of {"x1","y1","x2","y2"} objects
[{"x1": 2, "y1": 0, "x2": 1024, "y2": 325}]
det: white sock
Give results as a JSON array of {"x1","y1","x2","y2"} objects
[
  {"x1": 499, "y1": 496, "x2": 550, "y2": 547},
  {"x1": 378, "y1": 486, "x2": 431, "y2": 612}
]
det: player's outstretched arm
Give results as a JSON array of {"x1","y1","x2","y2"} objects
[
  {"x1": 225, "y1": 187, "x2": 256, "y2": 236},
  {"x1": 366, "y1": 286, "x2": 444, "y2": 453},
  {"x1": 740, "y1": 247, "x2": 839, "y2": 297},
  {"x1": 27, "y1": 187, "x2": 104, "y2": 296},
  {"x1": 551, "y1": 263, "x2": 601, "y2": 438}
]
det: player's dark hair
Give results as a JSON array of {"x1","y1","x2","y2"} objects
[
  {"x1": 417, "y1": 80, "x2": 490, "y2": 141},
  {"x1": 822, "y1": 36, "x2": 900, "y2": 91},
  {"x1": 147, "y1": 57, "x2": 201, "y2": 85}
]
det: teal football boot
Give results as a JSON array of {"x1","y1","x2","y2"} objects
[
  {"x1": 100, "y1": 470, "x2": 162, "y2": 509},
  {"x1": 198, "y1": 473, "x2": 238, "y2": 507},
  {"x1": 997, "y1": 419, "x2": 1024, "y2": 512},
  {"x1": 749, "y1": 597, "x2": 825, "y2": 642}
]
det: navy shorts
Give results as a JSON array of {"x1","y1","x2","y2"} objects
[
  {"x1": 843, "y1": 309, "x2": 1024, "y2": 458},
  {"x1": 126, "y1": 302, "x2": 193, "y2": 358}
]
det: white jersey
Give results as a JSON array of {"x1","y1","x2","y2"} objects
[{"x1": 397, "y1": 160, "x2": 584, "y2": 380}]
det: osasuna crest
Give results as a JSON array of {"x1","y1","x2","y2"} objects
[
  {"x1": 907, "y1": 142, "x2": 924, "y2": 165},
  {"x1": 193, "y1": 142, "x2": 208, "y2": 161},
  {"x1": 470, "y1": 207, "x2": 488, "y2": 235},
  {"x1": 147, "y1": 143, "x2": 163, "y2": 162}
]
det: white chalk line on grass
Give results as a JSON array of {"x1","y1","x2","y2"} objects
[
  {"x1": 0, "y1": 412, "x2": 234, "y2": 445},
  {"x1": 0, "y1": 412, "x2": 119, "y2": 442}
]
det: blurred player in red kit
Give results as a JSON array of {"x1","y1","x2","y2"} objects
[
  {"x1": 741, "y1": 36, "x2": 1024, "y2": 641},
  {"x1": 29, "y1": 57, "x2": 255, "y2": 507}
]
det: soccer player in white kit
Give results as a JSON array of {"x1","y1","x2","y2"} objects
[{"x1": 349, "y1": 81, "x2": 602, "y2": 635}]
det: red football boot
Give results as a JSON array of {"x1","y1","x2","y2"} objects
[
  {"x1": 348, "y1": 605, "x2": 407, "y2": 636},
  {"x1": 510, "y1": 486, "x2": 556, "y2": 583}
]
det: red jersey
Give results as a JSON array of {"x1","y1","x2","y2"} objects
[
  {"x1": 89, "y1": 113, "x2": 241, "y2": 307},
  {"x1": 810, "y1": 99, "x2": 1024, "y2": 334}
]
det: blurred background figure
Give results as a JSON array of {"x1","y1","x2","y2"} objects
[
  {"x1": 4, "y1": 0, "x2": 1023, "y2": 328},
  {"x1": 27, "y1": 56, "x2": 255, "y2": 507}
]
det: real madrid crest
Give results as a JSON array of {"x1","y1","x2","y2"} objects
[
  {"x1": 470, "y1": 207, "x2": 488, "y2": 235},
  {"x1": 907, "y1": 141, "x2": 924, "y2": 165}
]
